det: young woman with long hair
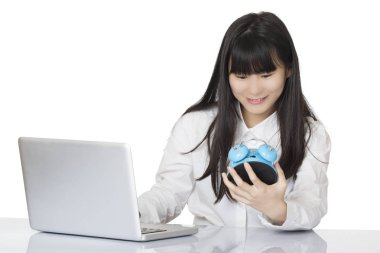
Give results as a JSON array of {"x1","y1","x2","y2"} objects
[{"x1": 138, "y1": 11, "x2": 331, "y2": 230}]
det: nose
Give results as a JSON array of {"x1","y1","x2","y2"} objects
[{"x1": 246, "y1": 75, "x2": 264, "y2": 94}]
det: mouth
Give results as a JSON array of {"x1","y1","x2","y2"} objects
[{"x1": 247, "y1": 96, "x2": 268, "y2": 105}]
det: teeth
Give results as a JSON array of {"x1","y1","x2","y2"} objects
[{"x1": 247, "y1": 97, "x2": 266, "y2": 104}]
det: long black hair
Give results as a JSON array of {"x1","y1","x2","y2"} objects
[{"x1": 183, "y1": 12, "x2": 316, "y2": 203}]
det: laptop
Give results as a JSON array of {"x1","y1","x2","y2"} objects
[{"x1": 18, "y1": 137, "x2": 198, "y2": 241}]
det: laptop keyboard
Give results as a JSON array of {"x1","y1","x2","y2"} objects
[{"x1": 141, "y1": 227, "x2": 167, "y2": 234}]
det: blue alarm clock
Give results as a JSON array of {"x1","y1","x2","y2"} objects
[{"x1": 227, "y1": 140, "x2": 278, "y2": 185}]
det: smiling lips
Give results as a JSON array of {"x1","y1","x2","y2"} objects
[{"x1": 247, "y1": 96, "x2": 267, "y2": 105}]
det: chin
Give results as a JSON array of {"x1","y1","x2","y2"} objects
[{"x1": 243, "y1": 103, "x2": 274, "y2": 117}]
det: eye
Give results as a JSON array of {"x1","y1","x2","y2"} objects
[
  {"x1": 234, "y1": 74, "x2": 248, "y2": 79},
  {"x1": 261, "y1": 73, "x2": 272, "y2": 78}
]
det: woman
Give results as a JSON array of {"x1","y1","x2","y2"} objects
[{"x1": 138, "y1": 11, "x2": 331, "y2": 230}]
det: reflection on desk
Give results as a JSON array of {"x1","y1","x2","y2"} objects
[
  {"x1": 26, "y1": 226, "x2": 326, "y2": 253},
  {"x1": 2, "y1": 219, "x2": 380, "y2": 253}
]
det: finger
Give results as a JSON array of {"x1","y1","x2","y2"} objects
[
  {"x1": 244, "y1": 162, "x2": 264, "y2": 187},
  {"x1": 227, "y1": 166, "x2": 245, "y2": 187},
  {"x1": 274, "y1": 162, "x2": 286, "y2": 183},
  {"x1": 222, "y1": 173, "x2": 252, "y2": 200},
  {"x1": 222, "y1": 172, "x2": 237, "y2": 190}
]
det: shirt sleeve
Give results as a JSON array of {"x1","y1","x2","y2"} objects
[
  {"x1": 137, "y1": 115, "x2": 195, "y2": 224},
  {"x1": 258, "y1": 120, "x2": 332, "y2": 230}
]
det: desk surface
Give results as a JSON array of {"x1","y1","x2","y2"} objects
[{"x1": 1, "y1": 218, "x2": 380, "y2": 253}]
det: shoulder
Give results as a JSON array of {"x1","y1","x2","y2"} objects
[
  {"x1": 305, "y1": 117, "x2": 331, "y2": 162},
  {"x1": 170, "y1": 104, "x2": 218, "y2": 145},
  {"x1": 176, "y1": 104, "x2": 218, "y2": 129},
  {"x1": 306, "y1": 117, "x2": 330, "y2": 141}
]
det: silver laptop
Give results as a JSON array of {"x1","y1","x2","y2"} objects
[{"x1": 18, "y1": 137, "x2": 198, "y2": 241}]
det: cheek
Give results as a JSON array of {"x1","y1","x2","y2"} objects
[
  {"x1": 266, "y1": 79, "x2": 285, "y2": 95},
  {"x1": 229, "y1": 80, "x2": 247, "y2": 96},
  {"x1": 231, "y1": 86, "x2": 245, "y2": 96}
]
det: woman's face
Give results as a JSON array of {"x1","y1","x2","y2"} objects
[{"x1": 229, "y1": 64, "x2": 289, "y2": 128}]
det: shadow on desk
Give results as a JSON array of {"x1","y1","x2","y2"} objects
[{"x1": 26, "y1": 226, "x2": 326, "y2": 253}]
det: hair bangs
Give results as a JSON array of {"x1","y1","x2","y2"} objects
[{"x1": 229, "y1": 33, "x2": 282, "y2": 76}]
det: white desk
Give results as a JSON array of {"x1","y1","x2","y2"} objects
[{"x1": 1, "y1": 218, "x2": 380, "y2": 252}]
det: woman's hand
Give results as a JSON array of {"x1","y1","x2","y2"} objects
[{"x1": 222, "y1": 162, "x2": 288, "y2": 225}]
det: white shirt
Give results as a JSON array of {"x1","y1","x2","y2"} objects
[{"x1": 138, "y1": 103, "x2": 331, "y2": 230}]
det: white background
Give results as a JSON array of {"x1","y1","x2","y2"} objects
[{"x1": 1, "y1": 0, "x2": 379, "y2": 229}]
